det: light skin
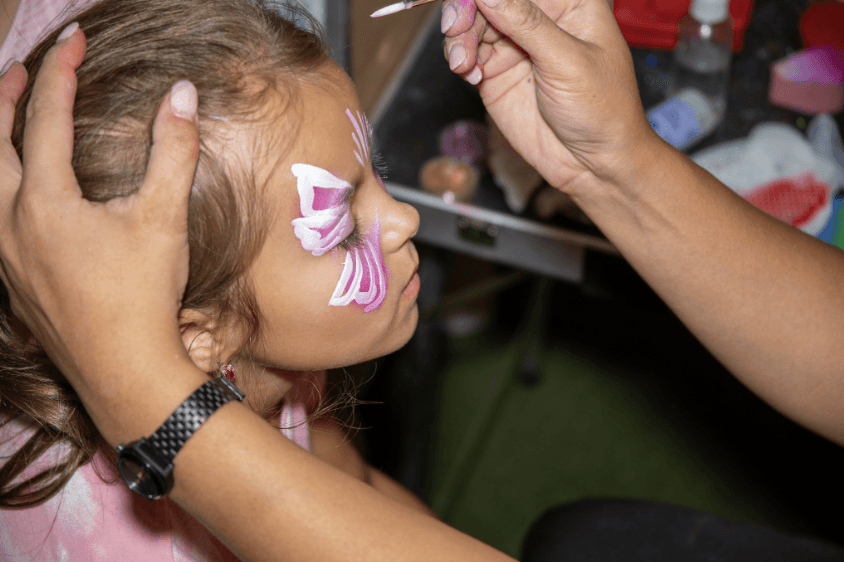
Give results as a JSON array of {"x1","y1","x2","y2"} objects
[{"x1": 2, "y1": 0, "x2": 844, "y2": 561}]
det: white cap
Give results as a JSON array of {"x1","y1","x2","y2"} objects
[{"x1": 690, "y1": 0, "x2": 730, "y2": 24}]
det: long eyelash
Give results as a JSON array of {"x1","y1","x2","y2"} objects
[
  {"x1": 339, "y1": 216, "x2": 365, "y2": 251},
  {"x1": 371, "y1": 149, "x2": 389, "y2": 179}
]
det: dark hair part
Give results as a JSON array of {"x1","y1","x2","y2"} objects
[{"x1": 0, "y1": 0, "x2": 330, "y2": 508}]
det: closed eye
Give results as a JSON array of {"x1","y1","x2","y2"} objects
[
  {"x1": 338, "y1": 216, "x2": 364, "y2": 250},
  {"x1": 372, "y1": 149, "x2": 389, "y2": 180}
]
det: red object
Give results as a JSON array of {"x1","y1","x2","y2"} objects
[
  {"x1": 614, "y1": 0, "x2": 755, "y2": 52},
  {"x1": 220, "y1": 364, "x2": 236, "y2": 381},
  {"x1": 743, "y1": 173, "x2": 829, "y2": 228},
  {"x1": 800, "y1": 2, "x2": 844, "y2": 51}
]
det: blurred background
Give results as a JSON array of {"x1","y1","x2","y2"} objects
[{"x1": 312, "y1": 0, "x2": 844, "y2": 558}]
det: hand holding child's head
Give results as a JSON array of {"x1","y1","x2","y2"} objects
[{"x1": 4, "y1": 0, "x2": 421, "y2": 413}]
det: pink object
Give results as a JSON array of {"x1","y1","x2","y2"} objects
[
  {"x1": 439, "y1": 120, "x2": 488, "y2": 172},
  {"x1": 768, "y1": 46, "x2": 844, "y2": 115},
  {"x1": 0, "y1": 406, "x2": 310, "y2": 561}
]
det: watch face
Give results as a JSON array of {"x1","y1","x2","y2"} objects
[{"x1": 117, "y1": 454, "x2": 166, "y2": 500}]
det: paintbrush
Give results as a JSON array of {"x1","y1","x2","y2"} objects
[{"x1": 370, "y1": 0, "x2": 439, "y2": 18}]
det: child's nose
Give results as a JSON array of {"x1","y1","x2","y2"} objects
[{"x1": 379, "y1": 196, "x2": 419, "y2": 254}]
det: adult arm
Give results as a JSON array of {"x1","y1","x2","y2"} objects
[
  {"x1": 0, "y1": 27, "x2": 509, "y2": 562},
  {"x1": 309, "y1": 417, "x2": 439, "y2": 517},
  {"x1": 444, "y1": 0, "x2": 844, "y2": 445}
]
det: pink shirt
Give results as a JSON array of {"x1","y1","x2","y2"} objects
[
  {"x1": 0, "y1": 400, "x2": 311, "y2": 562},
  {"x1": 0, "y1": 0, "x2": 89, "y2": 68}
]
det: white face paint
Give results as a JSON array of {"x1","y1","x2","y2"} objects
[{"x1": 290, "y1": 164, "x2": 355, "y2": 257}]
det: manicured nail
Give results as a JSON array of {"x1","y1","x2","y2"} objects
[
  {"x1": 448, "y1": 44, "x2": 467, "y2": 71},
  {"x1": 466, "y1": 65, "x2": 482, "y2": 85},
  {"x1": 170, "y1": 80, "x2": 198, "y2": 120},
  {"x1": 478, "y1": 0, "x2": 501, "y2": 6},
  {"x1": 0, "y1": 58, "x2": 16, "y2": 76},
  {"x1": 57, "y1": 22, "x2": 78, "y2": 43},
  {"x1": 441, "y1": 3, "x2": 458, "y2": 33}
]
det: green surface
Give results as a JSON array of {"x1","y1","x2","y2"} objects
[{"x1": 427, "y1": 335, "x2": 801, "y2": 559}]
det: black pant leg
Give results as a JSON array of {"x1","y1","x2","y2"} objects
[{"x1": 522, "y1": 498, "x2": 844, "y2": 562}]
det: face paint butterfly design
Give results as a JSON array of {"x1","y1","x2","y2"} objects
[
  {"x1": 290, "y1": 163, "x2": 389, "y2": 313},
  {"x1": 347, "y1": 109, "x2": 371, "y2": 167}
]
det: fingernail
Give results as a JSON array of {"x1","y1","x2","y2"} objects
[
  {"x1": 170, "y1": 80, "x2": 198, "y2": 120},
  {"x1": 466, "y1": 65, "x2": 482, "y2": 85},
  {"x1": 57, "y1": 22, "x2": 79, "y2": 43},
  {"x1": 478, "y1": 0, "x2": 501, "y2": 6},
  {"x1": 441, "y1": 3, "x2": 458, "y2": 33},
  {"x1": 0, "y1": 58, "x2": 16, "y2": 76},
  {"x1": 448, "y1": 44, "x2": 466, "y2": 71}
]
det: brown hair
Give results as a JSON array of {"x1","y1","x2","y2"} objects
[{"x1": 0, "y1": 0, "x2": 330, "y2": 508}]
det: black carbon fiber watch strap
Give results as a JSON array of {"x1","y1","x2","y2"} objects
[{"x1": 147, "y1": 376, "x2": 245, "y2": 462}]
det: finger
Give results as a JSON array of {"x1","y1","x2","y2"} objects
[
  {"x1": 443, "y1": 10, "x2": 487, "y2": 74},
  {"x1": 442, "y1": 0, "x2": 477, "y2": 36},
  {"x1": 22, "y1": 22, "x2": 86, "y2": 196},
  {"x1": 474, "y1": 0, "x2": 584, "y2": 71},
  {"x1": 138, "y1": 80, "x2": 199, "y2": 224},
  {"x1": 0, "y1": 61, "x2": 28, "y2": 140},
  {"x1": 0, "y1": 62, "x2": 28, "y2": 208}
]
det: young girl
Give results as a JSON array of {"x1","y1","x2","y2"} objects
[{"x1": 0, "y1": 0, "x2": 428, "y2": 559}]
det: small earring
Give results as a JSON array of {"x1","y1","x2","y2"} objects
[{"x1": 219, "y1": 364, "x2": 236, "y2": 382}]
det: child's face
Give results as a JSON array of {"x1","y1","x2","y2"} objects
[{"x1": 245, "y1": 64, "x2": 421, "y2": 375}]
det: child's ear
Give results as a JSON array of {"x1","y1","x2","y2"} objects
[{"x1": 179, "y1": 309, "x2": 229, "y2": 373}]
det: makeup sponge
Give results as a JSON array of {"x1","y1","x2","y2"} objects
[{"x1": 768, "y1": 46, "x2": 844, "y2": 115}]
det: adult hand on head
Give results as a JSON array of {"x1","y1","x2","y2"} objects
[
  {"x1": 0, "y1": 24, "x2": 200, "y2": 391},
  {"x1": 442, "y1": 0, "x2": 655, "y2": 191}
]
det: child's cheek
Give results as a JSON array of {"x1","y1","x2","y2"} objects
[{"x1": 328, "y1": 218, "x2": 390, "y2": 313}]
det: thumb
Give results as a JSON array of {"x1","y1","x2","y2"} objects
[
  {"x1": 138, "y1": 80, "x2": 200, "y2": 223},
  {"x1": 475, "y1": 0, "x2": 584, "y2": 69}
]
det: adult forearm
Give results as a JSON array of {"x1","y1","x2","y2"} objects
[
  {"x1": 82, "y1": 352, "x2": 510, "y2": 562},
  {"x1": 570, "y1": 134, "x2": 844, "y2": 445},
  {"x1": 173, "y1": 375, "x2": 511, "y2": 562}
]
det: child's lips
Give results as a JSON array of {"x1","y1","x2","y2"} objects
[{"x1": 401, "y1": 270, "x2": 421, "y2": 301}]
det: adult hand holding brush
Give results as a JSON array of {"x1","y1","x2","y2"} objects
[{"x1": 441, "y1": 0, "x2": 650, "y2": 191}]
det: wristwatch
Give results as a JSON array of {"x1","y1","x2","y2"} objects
[{"x1": 116, "y1": 376, "x2": 245, "y2": 500}]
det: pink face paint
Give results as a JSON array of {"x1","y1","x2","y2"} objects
[
  {"x1": 329, "y1": 218, "x2": 389, "y2": 313},
  {"x1": 290, "y1": 164, "x2": 354, "y2": 257},
  {"x1": 346, "y1": 109, "x2": 371, "y2": 167}
]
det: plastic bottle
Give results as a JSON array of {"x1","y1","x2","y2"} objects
[{"x1": 648, "y1": 0, "x2": 734, "y2": 151}]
